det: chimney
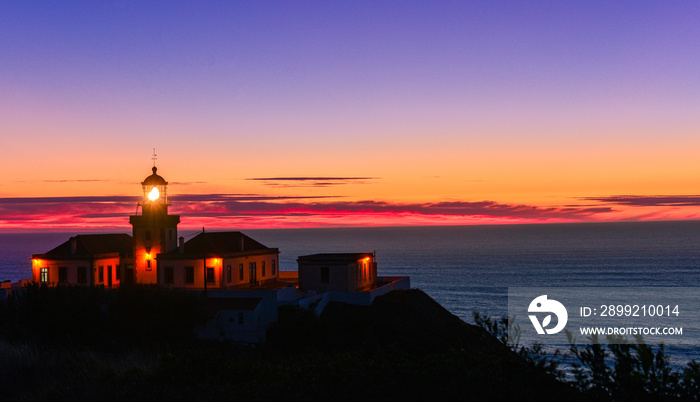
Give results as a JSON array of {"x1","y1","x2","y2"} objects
[
  {"x1": 179, "y1": 236, "x2": 185, "y2": 254},
  {"x1": 70, "y1": 237, "x2": 77, "y2": 255}
]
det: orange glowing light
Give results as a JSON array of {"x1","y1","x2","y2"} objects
[{"x1": 147, "y1": 186, "x2": 160, "y2": 201}]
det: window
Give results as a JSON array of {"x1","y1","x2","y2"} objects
[
  {"x1": 239, "y1": 263, "x2": 244, "y2": 281},
  {"x1": 261, "y1": 261, "x2": 266, "y2": 277},
  {"x1": 206, "y1": 267, "x2": 214, "y2": 283},
  {"x1": 146, "y1": 259, "x2": 151, "y2": 270},
  {"x1": 321, "y1": 267, "x2": 329, "y2": 283},
  {"x1": 185, "y1": 266, "x2": 194, "y2": 284},
  {"x1": 164, "y1": 267, "x2": 174, "y2": 284},
  {"x1": 77, "y1": 266, "x2": 87, "y2": 284},
  {"x1": 272, "y1": 260, "x2": 276, "y2": 275},
  {"x1": 98, "y1": 266, "x2": 104, "y2": 283},
  {"x1": 40, "y1": 267, "x2": 48, "y2": 283},
  {"x1": 226, "y1": 265, "x2": 232, "y2": 283},
  {"x1": 238, "y1": 312, "x2": 244, "y2": 324},
  {"x1": 58, "y1": 267, "x2": 67, "y2": 283},
  {"x1": 249, "y1": 262, "x2": 256, "y2": 283}
]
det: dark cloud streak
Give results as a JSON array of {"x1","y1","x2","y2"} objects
[
  {"x1": 0, "y1": 196, "x2": 138, "y2": 204},
  {"x1": 582, "y1": 195, "x2": 700, "y2": 207},
  {"x1": 170, "y1": 181, "x2": 208, "y2": 185},
  {"x1": 43, "y1": 179, "x2": 110, "y2": 183},
  {"x1": 248, "y1": 177, "x2": 377, "y2": 181},
  {"x1": 248, "y1": 177, "x2": 378, "y2": 188}
]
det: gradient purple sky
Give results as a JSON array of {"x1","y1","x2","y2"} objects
[{"x1": 1, "y1": 2, "x2": 699, "y2": 230}]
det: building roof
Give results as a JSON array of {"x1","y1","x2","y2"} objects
[
  {"x1": 160, "y1": 231, "x2": 277, "y2": 258},
  {"x1": 34, "y1": 234, "x2": 134, "y2": 258},
  {"x1": 297, "y1": 252, "x2": 374, "y2": 264},
  {"x1": 142, "y1": 166, "x2": 167, "y2": 186},
  {"x1": 204, "y1": 297, "x2": 263, "y2": 317}
]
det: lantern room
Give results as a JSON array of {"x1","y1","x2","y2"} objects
[{"x1": 142, "y1": 166, "x2": 168, "y2": 206}]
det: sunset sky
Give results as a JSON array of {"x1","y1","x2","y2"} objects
[{"x1": 1, "y1": 2, "x2": 700, "y2": 230}]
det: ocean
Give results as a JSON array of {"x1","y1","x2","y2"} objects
[{"x1": 2, "y1": 221, "x2": 699, "y2": 363}]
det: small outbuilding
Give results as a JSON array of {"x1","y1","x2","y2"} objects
[{"x1": 297, "y1": 252, "x2": 377, "y2": 293}]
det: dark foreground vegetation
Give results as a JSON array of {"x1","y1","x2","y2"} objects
[{"x1": 0, "y1": 284, "x2": 697, "y2": 401}]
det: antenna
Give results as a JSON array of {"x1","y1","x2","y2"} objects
[{"x1": 152, "y1": 148, "x2": 157, "y2": 167}]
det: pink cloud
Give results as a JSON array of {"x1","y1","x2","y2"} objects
[{"x1": 0, "y1": 193, "x2": 618, "y2": 230}]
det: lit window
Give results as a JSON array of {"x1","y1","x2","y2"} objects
[{"x1": 40, "y1": 268, "x2": 48, "y2": 283}]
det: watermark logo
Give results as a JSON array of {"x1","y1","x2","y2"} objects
[
  {"x1": 528, "y1": 295, "x2": 568, "y2": 334},
  {"x1": 509, "y1": 287, "x2": 697, "y2": 346}
]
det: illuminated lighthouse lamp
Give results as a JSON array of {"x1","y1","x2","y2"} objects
[{"x1": 148, "y1": 186, "x2": 160, "y2": 201}]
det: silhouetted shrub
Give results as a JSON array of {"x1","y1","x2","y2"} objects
[
  {"x1": 569, "y1": 334, "x2": 700, "y2": 401},
  {"x1": 473, "y1": 311, "x2": 700, "y2": 401}
]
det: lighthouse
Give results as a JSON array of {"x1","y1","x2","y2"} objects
[{"x1": 128, "y1": 165, "x2": 180, "y2": 284}]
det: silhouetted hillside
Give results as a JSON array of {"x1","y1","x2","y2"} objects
[
  {"x1": 266, "y1": 289, "x2": 586, "y2": 401},
  {"x1": 0, "y1": 286, "x2": 591, "y2": 401}
]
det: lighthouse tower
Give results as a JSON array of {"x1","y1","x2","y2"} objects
[{"x1": 129, "y1": 165, "x2": 180, "y2": 284}]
